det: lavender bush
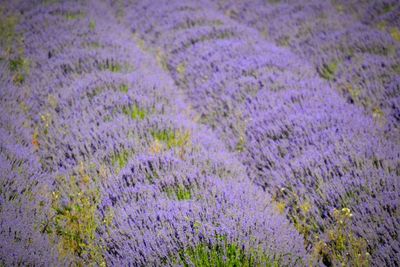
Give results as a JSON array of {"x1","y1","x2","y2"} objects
[{"x1": 0, "y1": 0, "x2": 399, "y2": 266}]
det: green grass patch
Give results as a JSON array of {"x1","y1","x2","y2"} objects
[
  {"x1": 276, "y1": 35, "x2": 290, "y2": 46},
  {"x1": 103, "y1": 115, "x2": 112, "y2": 122},
  {"x1": 110, "y1": 149, "x2": 133, "y2": 172},
  {"x1": 392, "y1": 63, "x2": 400, "y2": 74},
  {"x1": 145, "y1": 169, "x2": 159, "y2": 183},
  {"x1": 273, "y1": 187, "x2": 320, "y2": 245},
  {"x1": 235, "y1": 136, "x2": 246, "y2": 152},
  {"x1": 9, "y1": 56, "x2": 30, "y2": 85},
  {"x1": 376, "y1": 21, "x2": 387, "y2": 31},
  {"x1": 0, "y1": 12, "x2": 18, "y2": 52},
  {"x1": 82, "y1": 41, "x2": 101, "y2": 49},
  {"x1": 98, "y1": 61, "x2": 133, "y2": 73},
  {"x1": 318, "y1": 61, "x2": 338, "y2": 80},
  {"x1": 103, "y1": 62, "x2": 122, "y2": 72},
  {"x1": 42, "y1": 170, "x2": 107, "y2": 266},
  {"x1": 119, "y1": 83, "x2": 129, "y2": 93},
  {"x1": 383, "y1": 4, "x2": 394, "y2": 14},
  {"x1": 156, "y1": 49, "x2": 169, "y2": 71},
  {"x1": 176, "y1": 62, "x2": 186, "y2": 76},
  {"x1": 9, "y1": 57, "x2": 26, "y2": 71},
  {"x1": 176, "y1": 235, "x2": 283, "y2": 266},
  {"x1": 12, "y1": 72, "x2": 25, "y2": 85},
  {"x1": 390, "y1": 27, "x2": 400, "y2": 42},
  {"x1": 151, "y1": 129, "x2": 190, "y2": 149},
  {"x1": 1, "y1": 11, "x2": 29, "y2": 85},
  {"x1": 63, "y1": 11, "x2": 85, "y2": 20},
  {"x1": 165, "y1": 184, "x2": 192, "y2": 200},
  {"x1": 122, "y1": 104, "x2": 147, "y2": 120},
  {"x1": 86, "y1": 83, "x2": 129, "y2": 100},
  {"x1": 86, "y1": 86, "x2": 104, "y2": 100},
  {"x1": 89, "y1": 19, "x2": 96, "y2": 31},
  {"x1": 314, "y1": 208, "x2": 370, "y2": 267}
]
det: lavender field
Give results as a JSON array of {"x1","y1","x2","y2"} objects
[{"x1": 0, "y1": 0, "x2": 399, "y2": 266}]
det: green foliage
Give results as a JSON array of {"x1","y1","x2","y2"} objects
[
  {"x1": 151, "y1": 129, "x2": 190, "y2": 149},
  {"x1": 390, "y1": 27, "x2": 400, "y2": 42},
  {"x1": 235, "y1": 136, "x2": 245, "y2": 152},
  {"x1": 98, "y1": 61, "x2": 134, "y2": 73},
  {"x1": 119, "y1": 84, "x2": 129, "y2": 93},
  {"x1": 9, "y1": 56, "x2": 30, "y2": 85},
  {"x1": 82, "y1": 41, "x2": 101, "y2": 49},
  {"x1": 156, "y1": 49, "x2": 169, "y2": 71},
  {"x1": 89, "y1": 20, "x2": 96, "y2": 31},
  {"x1": 276, "y1": 35, "x2": 290, "y2": 46},
  {"x1": 176, "y1": 62, "x2": 186, "y2": 76},
  {"x1": 9, "y1": 57, "x2": 26, "y2": 71},
  {"x1": 110, "y1": 149, "x2": 131, "y2": 172},
  {"x1": 103, "y1": 115, "x2": 112, "y2": 122},
  {"x1": 344, "y1": 84, "x2": 361, "y2": 103},
  {"x1": 42, "y1": 166, "x2": 107, "y2": 266},
  {"x1": 314, "y1": 208, "x2": 370, "y2": 267},
  {"x1": 102, "y1": 207, "x2": 114, "y2": 230},
  {"x1": 176, "y1": 235, "x2": 283, "y2": 267},
  {"x1": 145, "y1": 169, "x2": 159, "y2": 183},
  {"x1": 63, "y1": 11, "x2": 85, "y2": 20},
  {"x1": 376, "y1": 21, "x2": 387, "y2": 31},
  {"x1": 87, "y1": 84, "x2": 128, "y2": 100},
  {"x1": 0, "y1": 11, "x2": 29, "y2": 85},
  {"x1": 393, "y1": 63, "x2": 400, "y2": 74},
  {"x1": 382, "y1": 4, "x2": 394, "y2": 14},
  {"x1": 165, "y1": 184, "x2": 192, "y2": 200},
  {"x1": 97, "y1": 60, "x2": 134, "y2": 73},
  {"x1": 274, "y1": 187, "x2": 370, "y2": 266},
  {"x1": 107, "y1": 63, "x2": 121, "y2": 72},
  {"x1": 274, "y1": 187, "x2": 319, "y2": 244},
  {"x1": 13, "y1": 72, "x2": 25, "y2": 85},
  {"x1": 48, "y1": 94, "x2": 59, "y2": 110},
  {"x1": 318, "y1": 61, "x2": 338, "y2": 80},
  {"x1": 122, "y1": 104, "x2": 147, "y2": 120},
  {"x1": 0, "y1": 12, "x2": 18, "y2": 52}
]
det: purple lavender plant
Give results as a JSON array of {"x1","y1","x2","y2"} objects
[
  {"x1": 1, "y1": 0, "x2": 308, "y2": 265},
  {"x1": 1, "y1": 0, "x2": 399, "y2": 266},
  {"x1": 117, "y1": 0, "x2": 400, "y2": 265}
]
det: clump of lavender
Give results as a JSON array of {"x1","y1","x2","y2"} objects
[
  {"x1": 1, "y1": 0, "x2": 399, "y2": 266},
  {"x1": 118, "y1": 0, "x2": 400, "y2": 265},
  {"x1": 1, "y1": 0, "x2": 308, "y2": 265},
  {"x1": 212, "y1": 0, "x2": 400, "y2": 140}
]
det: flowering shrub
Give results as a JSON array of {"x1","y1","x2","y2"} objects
[{"x1": 0, "y1": 0, "x2": 398, "y2": 266}]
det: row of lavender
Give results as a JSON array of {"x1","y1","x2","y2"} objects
[
  {"x1": 0, "y1": 0, "x2": 307, "y2": 265},
  {"x1": 213, "y1": 0, "x2": 400, "y2": 142},
  {"x1": 118, "y1": 0, "x2": 400, "y2": 265}
]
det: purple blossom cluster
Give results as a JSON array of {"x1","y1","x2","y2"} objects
[
  {"x1": 0, "y1": 0, "x2": 399, "y2": 266},
  {"x1": 212, "y1": 0, "x2": 400, "y2": 141},
  {"x1": 118, "y1": 0, "x2": 400, "y2": 265},
  {"x1": 1, "y1": 0, "x2": 306, "y2": 265}
]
